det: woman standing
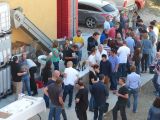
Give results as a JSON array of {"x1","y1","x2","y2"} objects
[
  {"x1": 147, "y1": 97, "x2": 160, "y2": 120},
  {"x1": 75, "y1": 80, "x2": 88, "y2": 120},
  {"x1": 132, "y1": 48, "x2": 142, "y2": 74},
  {"x1": 141, "y1": 33, "x2": 152, "y2": 73},
  {"x1": 89, "y1": 64, "x2": 99, "y2": 111},
  {"x1": 51, "y1": 41, "x2": 60, "y2": 70}
]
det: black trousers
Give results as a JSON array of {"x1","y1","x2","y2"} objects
[
  {"x1": 29, "y1": 66, "x2": 37, "y2": 93},
  {"x1": 141, "y1": 54, "x2": 149, "y2": 72},
  {"x1": 112, "y1": 102, "x2": 127, "y2": 120},
  {"x1": 76, "y1": 108, "x2": 87, "y2": 120}
]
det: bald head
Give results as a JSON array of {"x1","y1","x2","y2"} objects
[{"x1": 52, "y1": 70, "x2": 60, "y2": 79}]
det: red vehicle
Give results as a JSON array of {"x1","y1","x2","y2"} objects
[{"x1": 135, "y1": 0, "x2": 145, "y2": 9}]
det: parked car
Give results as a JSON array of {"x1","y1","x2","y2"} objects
[
  {"x1": 135, "y1": 0, "x2": 145, "y2": 9},
  {"x1": 78, "y1": 0, "x2": 120, "y2": 28},
  {"x1": 104, "y1": 0, "x2": 136, "y2": 11}
]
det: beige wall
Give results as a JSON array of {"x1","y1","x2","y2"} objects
[{"x1": 1, "y1": 0, "x2": 57, "y2": 43}]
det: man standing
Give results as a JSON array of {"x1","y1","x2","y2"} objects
[
  {"x1": 20, "y1": 53, "x2": 31, "y2": 96},
  {"x1": 44, "y1": 70, "x2": 67, "y2": 120},
  {"x1": 88, "y1": 48, "x2": 97, "y2": 70},
  {"x1": 27, "y1": 58, "x2": 38, "y2": 96},
  {"x1": 148, "y1": 25, "x2": 157, "y2": 65},
  {"x1": 63, "y1": 61, "x2": 79, "y2": 107},
  {"x1": 100, "y1": 54, "x2": 112, "y2": 88},
  {"x1": 64, "y1": 44, "x2": 78, "y2": 67},
  {"x1": 92, "y1": 74, "x2": 109, "y2": 120},
  {"x1": 11, "y1": 56, "x2": 27, "y2": 100},
  {"x1": 125, "y1": 32, "x2": 135, "y2": 56},
  {"x1": 44, "y1": 79, "x2": 64, "y2": 120},
  {"x1": 104, "y1": 16, "x2": 111, "y2": 30},
  {"x1": 43, "y1": 70, "x2": 60, "y2": 108},
  {"x1": 112, "y1": 77, "x2": 129, "y2": 120},
  {"x1": 126, "y1": 66, "x2": 141, "y2": 113},
  {"x1": 117, "y1": 41, "x2": 130, "y2": 77},
  {"x1": 109, "y1": 49, "x2": 119, "y2": 90},
  {"x1": 108, "y1": 22, "x2": 120, "y2": 39},
  {"x1": 87, "y1": 32, "x2": 100, "y2": 55},
  {"x1": 73, "y1": 30, "x2": 84, "y2": 61},
  {"x1": 75, "y1": 80, "x2": 88, "y2": 120}
]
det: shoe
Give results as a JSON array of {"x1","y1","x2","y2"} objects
[
  {"x1": 141, "y1": 71, "x2": 144, "y2": 73},
  {"x1": 32, "y1": 92, "x2": 38, "y2": 96}
]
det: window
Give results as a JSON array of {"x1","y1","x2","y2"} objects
[
  {"x1": 102, "y1": 4, "x2": 115, "y2": 12},
  {"x1": 78, "y1": 3, "x2": 101, "y2": 12}
]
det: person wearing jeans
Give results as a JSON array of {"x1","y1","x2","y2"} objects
[
  {"x1": 22, "y1": 75, "x2": 31, "y2": 96},
  {"x1": 112, "y1": 77, "x2": 129, "y2": 120},
  {"x1": 117, "y1": 41, "x2": 130, "y2": 77},
  {"x1": 141, "y1": 54, "x2": 149, "y2": 73},
  {"x1": 127, "y1": 88, "x2": 139, "y2": 112},
  {"x1": 51, "y1": 41, "x2": 60, "y2": 70},
  {"x1": 73, "y1": 30, "x2": 84, "y2": 62},
  {"x1": 126, "y1": 66, "x2": 141, "y2": 113},
  {"x1": 152, "y1": 73, "x2": 159, "y2": 95},
  {"x1": 109, "y1": 49, "x2": 119, "y2": 90},
  {"x1": 63, "y1": 61, "x2": 79, "y2": 107},
  {"x1": 141, "y1": 34, "x2": 152, "y2": 73},
  {"x1": 89, "y1": 64, "x2": 100, "y2": 111},
  {"x1": 43, "y1": 79, "x2": 64, "y2": 120},
  {"x1": 20, "y1": 53, "x2": 31, "y2": 96},
  {"x1": 48, "y1": 104, "x2": 62, "y2": 120},
  {"x1": 63, "y1": 85, "x2": 74, "y2": 107},
  {"x1": 92, "y1": 74, "x2": 109, "y2": 120}
]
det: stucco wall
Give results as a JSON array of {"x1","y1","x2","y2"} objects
[{"x1": 2, "y1": 0, "x2": 57, "y2": 43}]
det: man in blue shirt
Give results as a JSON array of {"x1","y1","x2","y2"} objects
[
  {"x1": 91, "y1": 74, "x2": 109, "y2": 120},
  {"x1": 126, "y1": 66, "x2": 141, "y2": 113},
  {"x1": 109, "y1": 49, "x2": 119, "y2": 90},
  {"x1": 125, "y1": 32, "x2": 135, "y2": 55}
]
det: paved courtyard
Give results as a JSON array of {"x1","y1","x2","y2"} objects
[{"x1": 0, "y1": 72, "x2": 154, "y2": 120}]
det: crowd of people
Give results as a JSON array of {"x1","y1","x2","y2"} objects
[{"x1": 10, "y1": 10, "x2": 160, "y2": 120}]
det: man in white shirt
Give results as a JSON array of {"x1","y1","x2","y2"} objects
[
  {"x1": 96, "y1": 44, "x2": 108, "y2": 64},
  {"x1": 88, "y1": 48, "x2": 97, "y2": 70},
  {"x1": 117, "y1": 41, "x2": 130, "y2": 77},
  {"x1": 104, "y1": 16, "x2": 111, "y2": 30},
  {"x1": 63, "y1": 61, "x2": 79, "y2": 107},
  {"x1": 26, "y1": 59, "x2": 38, "y2": 96}
]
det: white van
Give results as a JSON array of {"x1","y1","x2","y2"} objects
[{"x1": 104, "y1": 0, "x2": 136, "y2": 11}]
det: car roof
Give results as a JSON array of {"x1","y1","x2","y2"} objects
[{"x1": 78, "y1": 0, "x2": 110, "y2": 8}]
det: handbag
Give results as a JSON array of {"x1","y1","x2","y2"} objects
[{"x1": 99, "y1": 102, "x2": 109, "y2": 113}]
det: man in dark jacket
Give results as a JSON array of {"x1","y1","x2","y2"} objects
[
  {"x1": 92, "y1": 74, "x2": 109, "y2": 120},
  {"x1": 11, "y1": 56, "x2": 27, "y2": 100},
  {"x1": 87, "y1": 32, "x2": 100, "y2": 55},
  {"x1": 100, "y1": 54, "x2": 112, "y2": 88}
]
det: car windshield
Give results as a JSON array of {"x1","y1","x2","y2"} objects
[{"x1": 102, "y1": 4, "x2": 115, "y2": 12}]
